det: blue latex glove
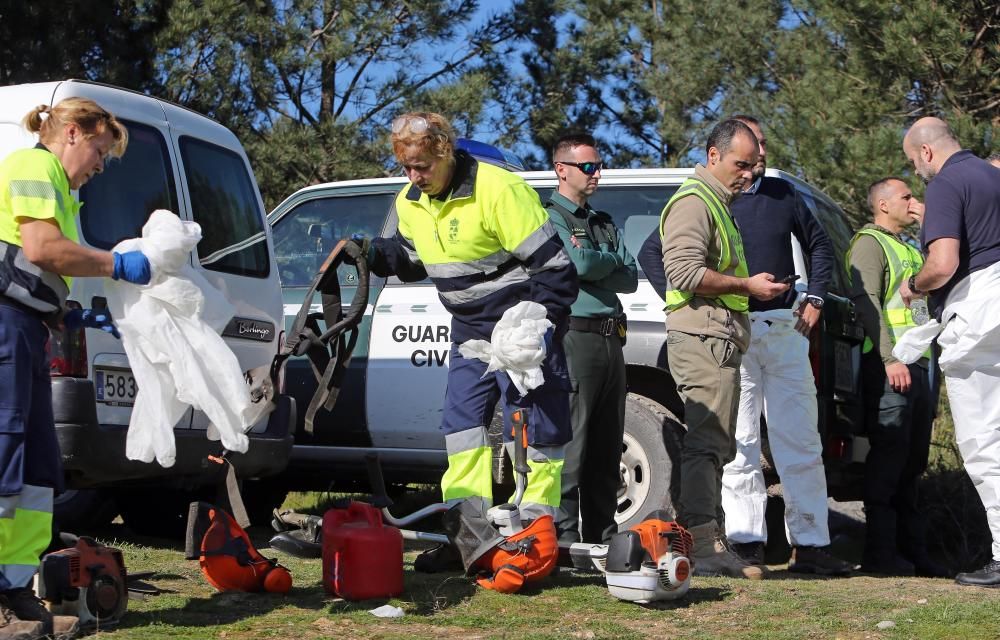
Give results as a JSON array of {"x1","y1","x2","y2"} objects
[
  {"x1": 112, "y1": 251, "x2": 152, "y2": 284},
  {"x1": 63, "y1": 308, "x2": 121, "y2": 339}
]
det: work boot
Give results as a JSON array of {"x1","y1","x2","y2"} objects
[
  {"x1": 687, "y1": 520, "x2": 764, "y2": 580},
  {"x1": 788, "y1": 546, "x2": 853, "y2": 576},
  {"x1": 413, "y1": 543, "x2": 464, "y2": 574},
  {"x1": 955, "y1": 559, "x2": 1000, "y2": 588},
  {"x1": 731, "y1": 541, "x2": 765, "y2": 566},
  {"x1": 2, "y1": 589, "x2": 79, "y2": 640},
  {"x1": 0, "y1": 599, "x2": 42, "y2": 640}
]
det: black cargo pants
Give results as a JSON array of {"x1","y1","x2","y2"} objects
[
  {"x1": 862, "y1": 355, "x2": 934, "y2": 564},
  {"x1": 555, "y1": 328, "x2": 627, "y2": 543}
]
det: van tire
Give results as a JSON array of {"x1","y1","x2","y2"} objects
[
  {"x1": 53, "y1": 489, "x2": 118, "y2": 533},
  {"x1": 615, "y1": 393, "x2": 684, "y2": 530}
]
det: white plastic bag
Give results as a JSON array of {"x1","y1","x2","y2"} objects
[
  {"x1": 104, "y1": 209, "x2": 251, "y2": 467},
  {"x1": 458, "y1": 301, "x2": 552, "y2": 396}
]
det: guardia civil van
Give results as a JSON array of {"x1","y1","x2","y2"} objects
[{"x1": 0, "y1": 80, "x2": 294, "y2": 532}]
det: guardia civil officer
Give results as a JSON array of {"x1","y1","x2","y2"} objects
[{"x1": 546, "y1": 133, "x2": 637, "y2": 544}]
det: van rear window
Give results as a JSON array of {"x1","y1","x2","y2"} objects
[
  {"x1": 79, "y1": 121, "x2": 178, "y2": 249},
  {"x1": 179, "y1": 137, "x2": 269, "y2": 278}
]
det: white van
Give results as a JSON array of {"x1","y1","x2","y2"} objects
[{"x1": 0, "y1": 80, "x2": 294, "y2": 532}]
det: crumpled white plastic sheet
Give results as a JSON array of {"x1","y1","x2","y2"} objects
[
  {"x1": 105, "y1": 209, "x2": 251, "y2": 467},
  {"x1": 458, "y1": 301, "x2": 552, "y2": 396},
  {"x1": 369, "y1": 604, "x2": 405, "y2": 618}
]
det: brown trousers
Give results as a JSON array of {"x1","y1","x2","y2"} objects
[{"x1": 666, "y1": 330, "x2": 742, "y2": 527}]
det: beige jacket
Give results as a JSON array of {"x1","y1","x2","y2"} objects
[{"x1": 660, "y1": 164, "x2": 750, "y2": 352}]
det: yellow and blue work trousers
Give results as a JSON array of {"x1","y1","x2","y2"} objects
[
  {"x1": 440, "y1": 341, "x2": 572, "y2": 520},
  {"x1": 0, "y1": 303, "x2": 59, "y2": 591}
]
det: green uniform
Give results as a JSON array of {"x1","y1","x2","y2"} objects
[{"x1": 547, "y1": 192, "x2": 637, "y2": 542}]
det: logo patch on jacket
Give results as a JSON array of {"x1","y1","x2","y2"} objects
[{"x1": 448, "y1": 218, "x2": 460, "y2": 243}]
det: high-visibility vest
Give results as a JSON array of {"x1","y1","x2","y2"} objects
[
  {"x1": 846, "y1": 228, "x2": 925, "y2": 354},
  {"x1": 0, "y1": 147, "x2": 79, "y2": 314},
  {"x1": 659, "y1": 177, "x2": 748, "y2": 312}
]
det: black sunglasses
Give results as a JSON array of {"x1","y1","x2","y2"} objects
[{"x1": 557, "y1": 160, "x2": 604, "y2": 176}]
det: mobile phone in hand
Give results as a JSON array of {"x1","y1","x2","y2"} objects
[{"x1": 780, "y1": 274, "x2": 800, "y2": 285}]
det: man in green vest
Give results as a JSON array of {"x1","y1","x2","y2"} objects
[
  {"x1": 546, "y1": 132, "x2": 638, "y2": 544},
  {"x1": 847, "y1": 177, "x2": 950, "y2": 578},
  {"x1": 660, "y1": 119, "x2": 789, "y2": 579}
]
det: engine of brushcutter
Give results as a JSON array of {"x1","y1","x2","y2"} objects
[
  {"x1": 602, "y1": 514, "x2": 693, "y2": 603},
  {"x1": 37, "y1": 536, "x2": 128, "y2": 627}
]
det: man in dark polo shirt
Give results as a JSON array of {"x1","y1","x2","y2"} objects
[
  {"x1": 902, "y1": 117, "x2": 1000, "y2": 587},
  {"x1": 546, "y1": 132, "x2": 638, "y2": 544}
]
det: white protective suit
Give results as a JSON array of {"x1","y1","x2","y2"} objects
[
  {"x1": 721, "y1": 307, "x2": 831, "y2": 547},
  {"x1": 893, "y1": 261, "x2": 1000, "y2": 561},
  {"x1": 105, "y1": 210, "x2": 252, "y2": 467}
]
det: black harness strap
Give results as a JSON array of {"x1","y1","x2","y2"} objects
[{"x1": 271, "y1": 239, "x2": 370, "y2": 435}]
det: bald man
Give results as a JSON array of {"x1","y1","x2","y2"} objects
[{"x1": 901, "y1": 117, "x2": 1000, "y2": 587}]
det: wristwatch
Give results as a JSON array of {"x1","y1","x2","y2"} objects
[
  {"x1": 908, "y1": 274, "x2": 922, "y2": 295},
  {"x1": 805, "y1": 295, "x2": 824, "y2": 309}
]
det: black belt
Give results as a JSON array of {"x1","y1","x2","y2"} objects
[{"x1": 568, "y1": 315, "x2": 620, "y2": 336}]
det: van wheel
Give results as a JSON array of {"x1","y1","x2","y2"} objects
[
  {"x1": 53, "y1": 489, "x2": 118, "y2": 533},
  {"x1": 615, "y1": 393, "x2": 684, "y2": 529}
]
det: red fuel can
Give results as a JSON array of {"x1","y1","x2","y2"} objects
[{"x1": 322, "y1": 501, "x2": 404, "y2": 600}]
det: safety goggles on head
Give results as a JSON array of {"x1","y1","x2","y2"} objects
[
  {"x1": 558, "y1": 160, "x2": 604, "y2": 176},
  {"x1": 392, "y1": 115, "x2": 429, "y2": 135}
]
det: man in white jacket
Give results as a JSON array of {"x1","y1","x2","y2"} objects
[{"x1": 901, "y1": 117, "x2": 1000, "y2": 587}]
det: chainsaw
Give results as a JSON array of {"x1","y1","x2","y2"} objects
[
  {"x1": 559, "y1": 511, "x2": 693, "y2": 603},
  {"x1": 37, "y1": 536, "x2": 128, "y2": 627}
]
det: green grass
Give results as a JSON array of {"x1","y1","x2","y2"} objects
[
  {"x1": 80, "y1": 394, "x2": 998, "y2": 639},
  {"x1": 81, "y1": 516, "x2": 1000, "y2": 640}
]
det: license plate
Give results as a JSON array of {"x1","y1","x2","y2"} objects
[
  {"x1": 833, "y1": 340, "x2": 855, "y2": 393},
  {"x1": 95, "y1": 368, "x2": 138, "y2": 407}
]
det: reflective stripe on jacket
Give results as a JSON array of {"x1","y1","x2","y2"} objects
[
  {"x1": 381, "y1": 150, "x2": 577, "y2": 342},
  {"x1": 0, "y1": 147, "x2": 79, "y2": 313},
  {"x1": 659, "y1": 177, "x2": 749, "y2": 312}
]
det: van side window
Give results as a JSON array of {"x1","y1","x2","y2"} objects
[
  {"x1": 271, "y1": 192, "x2": 393, "y2": 287},
  {"x1": 79, "y1": 120, "x2": 178, "y2": 249},
  {"x1": 179, "y1": 137, "x2": 269, "y2": 278}
]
